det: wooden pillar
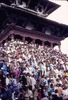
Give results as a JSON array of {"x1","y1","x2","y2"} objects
[
  {"x1": 42, "y1": 41, "x2": 44, "y2": 46},
  {"x1": 15, "y1": 0, "x2": 19, "y2": 5},
  {"x1": 11, "y1": 34, "x2": 14, "y2": 41},
  {"x1": 27, "y1": 0, "x2": 31, "y2": 7},
  {"x1": 22, "y1": 37, "x2": 25, "y2": 42},
  {"x1": 51, "y1": 43, "x2": 53, "y2": 48},
  {"x1": 58, "y1": 43, "x2": 61, "y2": 52},
  {"x1": 32, "y1": 39, "x2": 35, "y2": 44}
]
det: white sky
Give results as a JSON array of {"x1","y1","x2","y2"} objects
[
  {"x1": 47, "y1": 0, "x2": 68, "y2": 25},
  {"x1": 61, "y1": 38, "x2": 68, "y2": 55},
  {"x1": 48, "y1": 0, "x2": 68, "y2": 55}
]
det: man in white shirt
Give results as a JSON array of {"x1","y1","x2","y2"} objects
[
  {"x1": 30, "y1": 75, "x2": 36, "y2": 90},
  {"x1": 6, "y1": 74, "x2": 10, "y2": 86}
]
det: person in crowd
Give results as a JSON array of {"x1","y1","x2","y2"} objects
[{"x1": 0, "y1": 36, "x2": 68, "y2": 100}]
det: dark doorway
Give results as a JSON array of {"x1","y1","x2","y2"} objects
[
  {"x1": 25, "y1": 37, "x2": 33, "y2": 43},
  {"x1": 35, "y1": 39, "x2": 42, "y2": 45},
  {"x1": 45, "y1": 41, "x2": 51, "y2": 47}
]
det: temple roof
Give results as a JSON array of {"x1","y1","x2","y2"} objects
[{"x1": 0, "y1": 1, "x2": 68, "y2": 38}]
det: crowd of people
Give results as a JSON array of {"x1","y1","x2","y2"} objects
[{"x1": 0, "y1": 36, "x2": 68, "y2": 100}]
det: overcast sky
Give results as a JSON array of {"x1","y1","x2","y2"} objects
[{"x1": 47, "y1": 0, "x2": 68, "y2": 25}]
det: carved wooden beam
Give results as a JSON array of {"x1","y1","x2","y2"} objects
[{"x1": 27, "y1": 0, "x2": 31, "y2": 7}]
